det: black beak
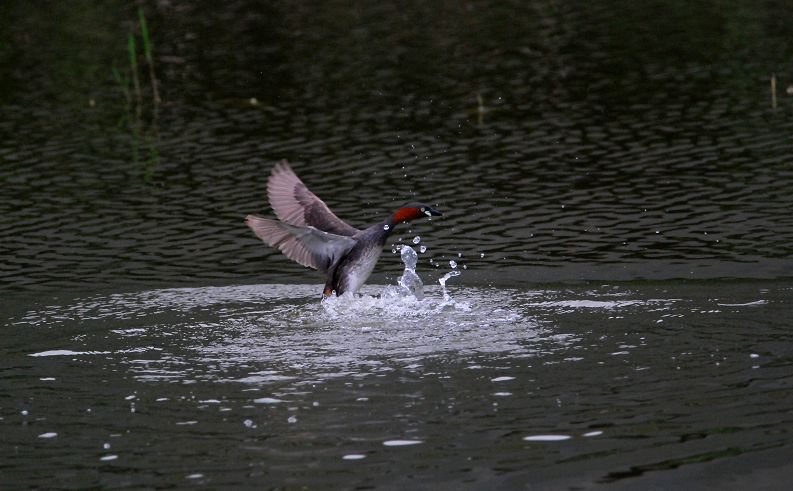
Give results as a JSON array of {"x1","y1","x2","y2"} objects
[{"x1": 426, "y1": 206, "x2": 443, "y2": 216}]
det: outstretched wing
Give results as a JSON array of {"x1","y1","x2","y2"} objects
[
  {"x1": 245, "y1": 215, "x2": 356, "y2": 273},
  {"x1": 267, "y1": 160, "x2": 359, "y2": 236}
]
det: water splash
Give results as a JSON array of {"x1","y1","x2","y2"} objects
[
  {"x1": 439, "y1": 270, "x2": 461, "y2": 303},
  {"x1": 319, "y1": 244, "x2": 470, "y2": 320},
  {"x1": 397, "y1": 245, "x2": 423, "y2": 299}
]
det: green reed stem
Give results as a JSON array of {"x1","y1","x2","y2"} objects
[
  {"x1": 128, "y1": 34, "x2": 142, "y2": 117},
  {"x1": 138, "y1": 7, "x2": 160, "y2": 105}
]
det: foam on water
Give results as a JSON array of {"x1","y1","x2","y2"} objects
[
  {"x1": 16, "y1": 254, "x2": 765, "y2": 391},
  {"x1": 321, "y1": 244, "x2": 469, "y2": 320}
]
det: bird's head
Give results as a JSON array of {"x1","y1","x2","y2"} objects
[{"x1": 391, "y1": 202, "x2": 443, "y2": 224}]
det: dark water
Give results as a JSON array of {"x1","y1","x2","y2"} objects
[{"x1": 2, "y1": 1, "x2": 793, "y2": 489}]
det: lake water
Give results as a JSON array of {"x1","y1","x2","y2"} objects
[{"x1": 2, "y1": 1, "x2": 793, "y2": 489}]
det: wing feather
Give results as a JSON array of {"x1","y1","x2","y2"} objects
[
  {"x1": 267, "y1": 160, "x2": 359, "y2": 236},
  {"x1": 245, "y1": 215, "x2": 356, "y2": 273}
]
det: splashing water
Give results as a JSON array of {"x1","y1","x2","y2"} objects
[
  {"x1": 439, "y1": 270, "x2": 461, "y2": 302},
  {"x1": 397, "y1": 245, "x2": 424, "y2": 299},
  {"x1": 321, "y1": 244, "x2": 468, "y2": 320}
]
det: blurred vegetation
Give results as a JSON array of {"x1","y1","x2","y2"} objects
[
  {"x1": 1, "y1": 1, "x2": 791, "y2": 104},
  {"x1": 0, "y1": 0, "x2": 791, "y2": 121},
  {"x1": 112, "y1": 7, "x2": 160, "y2": 181}
]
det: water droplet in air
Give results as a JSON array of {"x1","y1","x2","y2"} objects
[
  {"x1": 343, "y1": 454, "x2": 366, "y2": 460},
  {"x1": 450, "y1": 260, "x2": 458, "y2": 269},
  {"x1": 480, "y1": 253, "x2": 485, "y2": 258},
  {"x1": 419, "y1": 245, "x2": 427, "y2": 253},
  {"x1": 287, "y1": 415, "x2": 298, "y2": 424},
  {"x1": 383, "y1": 224, "x2": 390, "y2": 231},
  {"x1": 412, "y1": 236, "x2": 421, "y2": 244}
]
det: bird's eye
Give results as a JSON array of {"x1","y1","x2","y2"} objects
[{"x1": 420, "y1": 207, "x2": 426, "y2": 212}]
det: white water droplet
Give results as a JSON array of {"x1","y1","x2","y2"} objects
[
  {"x1": 243, "y1": 419, "x2": 254, "y2": 428},
  {"x1": 99, "y1": 454, "x2": 118, "y2": 461},
  {"x1": 419, "y1": 245, "x2": 427, "y2": 253},
  {"x1": 254, "y1": 397, "x2": 284, "y2": 404},
  {"x1": 383, "y1": 224, "x2": 390, "y2": 231},
  {"x1": 287, "y1": 415, "x2": 298, "y2": 424},
  {"x1": 522, "y1": 435, "x2": 571, "y2": 442},
  {"x1": 38, "y1": 432, "x2": 57, "y2": 439},
  {"x1": 383, "y1": 440, "x2": 423, "y2": 447},
  {"x1": 343, "y1": 454, "x2": 367, "y2": 460},
  {"x1": 449, "y1": 260, "x2": 458, "y2": 269},
  {"x1": 480, "y1": 252, "x2": 485, "y2": 258},
  {"x1": 412, "y1": 236, "x2": 421, "y2": 244}
]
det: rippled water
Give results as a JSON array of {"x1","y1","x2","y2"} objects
[
  {"x1": 3, "y1": 1, "x2": 793, "y2": 290},
  {"x1": 3, "y1": 0, "x2": 793, "y2": 489},
  {"x1": 4, "y1": 281, "x2": 792, "y2": 488}
]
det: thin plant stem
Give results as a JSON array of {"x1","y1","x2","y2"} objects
[
  {"x1": 128, "y1": 34, "x2": 142, "y2": 118},
  {"x1": 138, "y1": 7, "x2": 160, "y2": 105}
]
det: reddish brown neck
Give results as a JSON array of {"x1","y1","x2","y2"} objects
[{"x1": 391, "y1": 207, "x2": 422, "y2": 225}]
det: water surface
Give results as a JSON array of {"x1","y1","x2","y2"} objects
[
  {"x1": 2, "y1": 1, "x2": 793, "y2": 489},
  {"x1": 4, "y1": 282, "x2": 792, "y2": 489}
]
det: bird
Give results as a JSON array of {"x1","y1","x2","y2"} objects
[{"x1": 245, "y1": 160, "x2": 442, "y2": 297}]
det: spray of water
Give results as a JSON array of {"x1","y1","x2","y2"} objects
[
  {"x1": 438, "y1": 270, "x2": 461, "y2": 303},
  {"x1": 321, "y1": 244, "x2": 467, "y2": 318},
  {"x1": 398, "y1": 245, "x2": 424, "y2": 299}
]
